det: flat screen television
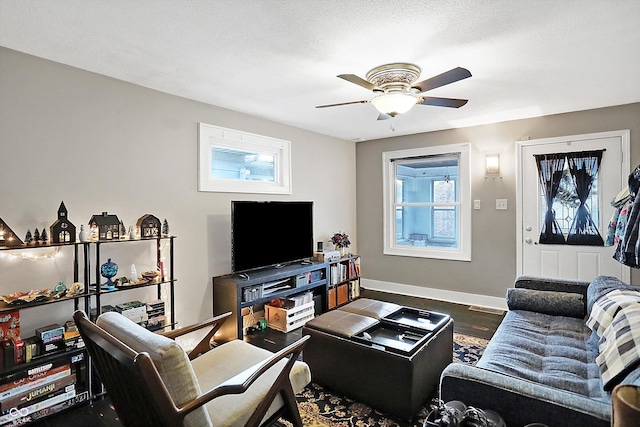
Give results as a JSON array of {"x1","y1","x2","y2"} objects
[{"x1": 231, "y1": 201, "x2": 314, "y2": 273}]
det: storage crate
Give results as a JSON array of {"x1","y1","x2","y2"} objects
[{"x1": 265, "y1": 301, "x2": 315, "y2": 333}]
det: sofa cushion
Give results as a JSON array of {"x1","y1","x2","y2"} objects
[
  {"x1": 97, "y1": 312, "x2": 212, "y2": 427},
  {"x1": 506, "y1": 288, "x2": 584, "y2": 318},
  {"x1": 477, "y1": 310, "x2": 607, "y2": 401},
  {"x1": 586, "y1": 289, "x2": 640, "y2": 337},
  {"x1": 596, "y1": 304, "x2": 640, "y2": 390}
]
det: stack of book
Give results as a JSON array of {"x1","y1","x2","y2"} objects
[{"x1": 0, "y1": 356, "x2": 88, "y2": 425}]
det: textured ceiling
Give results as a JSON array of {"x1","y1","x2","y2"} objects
[{"x1": 1, "y1": 0, "x2": 639, "y2": 141}]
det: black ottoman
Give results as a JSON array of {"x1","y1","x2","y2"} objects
[{"x1": 302, "y1": 299, "x2": 453, "y2": 419}]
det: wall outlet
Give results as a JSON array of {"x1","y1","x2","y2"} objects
[{"x1": 496, "y1": 199, "x2": 508, "y2": 210}]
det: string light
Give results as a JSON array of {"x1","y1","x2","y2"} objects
[{"x1": 0, "y1": 247, "x2": 62, "y2": 261}]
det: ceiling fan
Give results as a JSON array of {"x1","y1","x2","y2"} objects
[{"x1": 316, "y1": 63, "x2": 471, "y2": 120}]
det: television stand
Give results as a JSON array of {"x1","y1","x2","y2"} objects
[{"x1": 213, "y1": 255, "x2": 362, "y2": 340}]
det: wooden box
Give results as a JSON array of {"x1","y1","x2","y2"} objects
[{"x1": 265, "y1": 302, "x2": 314, "y2": 333}]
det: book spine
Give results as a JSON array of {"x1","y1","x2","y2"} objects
[
  {"x1": 0, "y1": 391, "x2": 88, "y2": 426},
  {"x1": 0, "y1": 387, "x2": 76, "y2": 425},
  {"x1": 0, "y1": 365, "x2": 71, "y2": 399},
  {"x1": 0, "y1": 374, "x2": 76, "y2": 413}
]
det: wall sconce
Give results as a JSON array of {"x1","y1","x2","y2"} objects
[
  {"x1": 485, "y1": 154, "x2": 501, "y2": 180},
  {"x1": 486, "y1": 154, "x2": 500, "y2": 174}
]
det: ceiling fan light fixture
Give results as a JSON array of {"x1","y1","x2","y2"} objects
[{"x1": 370, "y1": 93, "x2": 417, "y2": 117}]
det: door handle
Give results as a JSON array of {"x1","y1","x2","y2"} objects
[
  {"x1": 525, "y1": 226, "x2": 532, "y2": 232},
  {"x1": 525, "y1": 238, "x2": 533, "y2": 244}
]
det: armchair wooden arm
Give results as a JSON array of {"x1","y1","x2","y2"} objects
[{"x1": 159, "y1": 311, "x2": 232, "y2": 360}]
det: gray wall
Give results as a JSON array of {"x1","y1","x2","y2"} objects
[
  {"x1": 356, "y1": 103, "x2": 640, "y2": 299},
  {"x1": 0, "y1": 47, "x2": 357, "y2": 337}
]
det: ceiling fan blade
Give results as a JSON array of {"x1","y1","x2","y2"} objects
[
  {"x1": 316, "y1": 100, "x2": 370, "y2": 108},
  {"x1": 419, "y1": 96, "x2": 469, "y2": 108},
  {"x1": 411, "y1": 67, "x2": 472, "y2": 93},
  {"x1": 377, "y1": 113, "x2": 392, "y2": 121},
  {"x1": 337, "y1": 74, "x2": 379, "y2": 91}
]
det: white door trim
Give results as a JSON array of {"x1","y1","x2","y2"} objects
[{"x1": 516, "y1": 129, "x2": 631, "y2": 281}]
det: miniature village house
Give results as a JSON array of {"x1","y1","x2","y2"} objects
[
  {"x1": 89, "y1": 212, "x2": 121, "y2": 240},
  {"x1": 50, "y1": 201, "x2": 76, "y2": 243},
  {"x1": 136, "y1": 214, "x2": 161, "y2": 238},
  {"x1": 0, "y1": 217, "x2": 23, "y2": 247}
]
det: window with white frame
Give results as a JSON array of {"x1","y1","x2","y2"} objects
[
  {"x1": 198, "y1": 123, "x2": 291, "y2": 194},
  {"x1": 383, "y1": 143, "x2": 471, "y2": 261}
]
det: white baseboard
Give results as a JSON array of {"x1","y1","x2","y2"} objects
[{"x1": 361, "y1": 278, "x2": 508, "y2": 311}]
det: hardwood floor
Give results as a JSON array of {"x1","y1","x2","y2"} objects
[{"x1": 31, "y1": 289, "x2": 505, "y2": 426}]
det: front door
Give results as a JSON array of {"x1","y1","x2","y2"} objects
[{"x1": 517, "y1": 130, "x2": 630, "y2": 282}]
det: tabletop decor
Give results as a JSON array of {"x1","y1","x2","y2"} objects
[{"x1": 330, "y1": 231, "x2": 351, "y2": 255}]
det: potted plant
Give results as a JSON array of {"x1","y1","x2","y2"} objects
[{"x1": 330, "y1": 232, "x2": 351, "y2": 256}]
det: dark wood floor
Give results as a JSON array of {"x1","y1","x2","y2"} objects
[{"x1": 31, "y1": 289, "x2": 505, "y2": 426}]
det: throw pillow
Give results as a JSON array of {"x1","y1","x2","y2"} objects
[
  {"x1": 586, "y1": 290, "x2": 640, "y2": 337},
  {"x1": 596, "y1": 304, "x2": 640, "y2": 390},
  {"x1": 506, "y1": 288, "x2": 584, "y2": 318}
]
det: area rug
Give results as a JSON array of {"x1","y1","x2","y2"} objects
[{"x1": 279, "y1": 332, "x2": 489, "y2": 427}]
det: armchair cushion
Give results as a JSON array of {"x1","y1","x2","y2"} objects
[
  {"x1": 97, "y1": 312, "x2": 211, "y2": 427},
  {"x1": 191, "y1": 340, "x2": 311, "y2": 427}
]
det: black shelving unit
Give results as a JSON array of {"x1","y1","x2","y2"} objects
[
  {"x1": 91, "y1": 236, "x2": 176, "y2": 327},
  {"x1": 0, "y1": 241, "x2": 91, "y2": 424},
  {"x1": 0, "y1": 236, "x2": 177, "y2": 424}
]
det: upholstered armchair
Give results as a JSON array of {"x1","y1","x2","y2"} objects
[{"x1": 73, "y1": 310, "x2": 311, "y2": 427}]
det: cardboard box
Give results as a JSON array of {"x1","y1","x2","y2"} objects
[
  {"x1": 116, "y1": 301, "x2": 148, "y2": 324},
  {"x1": 35, "y1": 324, "x2": 64, "y2": 343},
  {"x1": 0, "y1": 311, "x2": 20, "y2": 341},
  {"x1": 337, "y1": 284, "x2": 349, "y2": 306},
  {"x1": 0, "y1": 361, "x2": 71, "y2": 399}
]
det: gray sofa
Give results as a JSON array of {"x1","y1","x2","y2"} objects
[{"x1": 440, "y1": 275, "x2": 640, "y2": 427}]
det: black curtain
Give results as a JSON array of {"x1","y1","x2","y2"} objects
[
  {"x1": 535, "y1": 154, "x2": 566, "y2": 244},
  {"x1": 566, "y1": 150, "x2": 605, "y2": 246}
]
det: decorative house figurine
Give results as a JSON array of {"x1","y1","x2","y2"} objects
[
  {"x1": 0, "y1": 217, "x2": 23, "y2": 247},
  {"x1": 50, "y1": 201, "x2": 76, "y2": 243},
  {"x1": 136, "y1": 214, "x2": 161, "y2": 238},
  {"x1": 89, "y1": 212, "x2": 121, "y2": 241}
]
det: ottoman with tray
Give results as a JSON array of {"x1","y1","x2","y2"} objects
[{"x1": 302, "y1": 298, "x2": 453, "y2": 418}]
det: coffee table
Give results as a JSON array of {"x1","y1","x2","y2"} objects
[{"x1": 302, "y1": 299, "x2": 453, "y2": 418}]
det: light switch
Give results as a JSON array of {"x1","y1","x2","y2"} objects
[
  {"x1": 474, "y1": 200, "x2": 481, "y2": 210},
  {"x1": 496, "y1": 199, "x2": 508, "y2": 210}
]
